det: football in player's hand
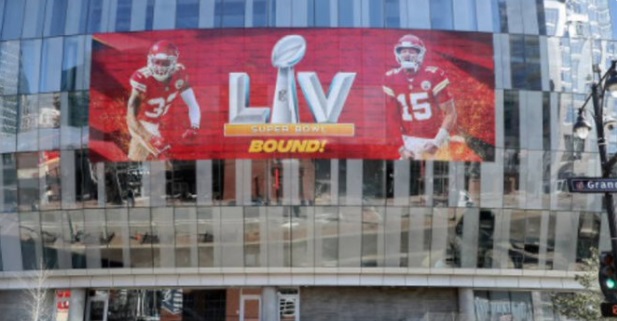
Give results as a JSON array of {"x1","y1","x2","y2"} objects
[
  {"x1": 150, "y1": 136, "x2": 170, "y2": 154},
  {"x1": 182, "y1": 127, "x2": 199, "y2": 141},
  {"x1": 271, "y1": 35, "x2": 307, "y2": 68}
]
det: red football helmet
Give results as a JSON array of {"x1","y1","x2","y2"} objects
[
  {"x1": 394, "y1": 34, "x2": 426, "y2": 73},
  {"x1": 148, "y1": 40, "x2": 179, "y2": 81}
]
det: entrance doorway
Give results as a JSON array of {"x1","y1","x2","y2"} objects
[{"x1": 86, "y1": 291, "x2": 108, "y2": 321}]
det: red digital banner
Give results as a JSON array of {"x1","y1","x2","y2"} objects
[{"x1": 90, "y1": 29, "x2": 495, "y2": 161}]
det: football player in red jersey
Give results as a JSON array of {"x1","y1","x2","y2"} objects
[
  {"x1": 383, "y1": 34, "x2": 457, "y2": 160},
  {"x1": 126, "y1": 40, "x2": 201, "y2": 161}
]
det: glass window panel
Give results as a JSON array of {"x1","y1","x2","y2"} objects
[
  {"x1": 553, "y1": 210, "x2": 578, "y2": 271},
  {"x1": 197, "y1": 207, "x2": 215, "y2": 267},
  {"x1": 409, "y1": 160, "x2": 426, "y2": 206},
  {"x1": 176, "y1": 0, "x2": 199, "y2": 29},
  {"x1": 248, "y1": 160, "x2": 267, "y2": 205},
  {"x1": 39, "y1": 151, "x2": 61, "y2": 211},
  {"x1": 152, "y1": 207, "x2": 175, "y2": 268},
  {"x1": 168, "y1": 160, "x2": 196, "y2": 206},
  {"x1": 428, "y1": 208, "x2": 452, "y2": 268},
  {"x1": 452, "y1": 0, "x2": 476, "y2": 31},
  {"x1": 521, "y1": 210, "x2": 549, "y2": 270},
  {"x1": 454, "y1": 208, "x2": 480, "y2": 268},
  {"x1": 338, "y1": 0, "x2": 354, "y2": 27},
  {"x1": 61, "y1": 91, "x2": 89, "y2": 149},
  {"x1": 153, "y1": 0, "x2": 176, "y2": 29},
  {"x1": 20, "y1": 211, "x2": 42, "y2": 270},
  {"x1": 338, "y1": 206, "x2": 362, "y2": 267},
  {"x1": 363, "y1": 160, "x2": 386, "y2": 205},
  {"x1": 220, "y1": 207, "x2": 243, "y2": 267},
  {"x1": 575, "y1": 211, "x2": 600, "y2": 269},
  {"x1": 267, "y1": 206, "x2": 286, "y2": 267},
  {"x1": 129, "y1": 208, "x2": 153, "y2": 268},
  {"x1": 314, "y1": 206, "x2": 338, "y2": 267},
  {"x1": 314, "y1": 159, "x2": 331, "y2": 205},
  {"x1": 367, "y1": 0, "x2": 383, "y2": 27},
  {"x1": 384, "y1": 207, "x2": 405, "y2": 267},
  {"x1": 253, "y1": 0, "x2": 268, "y2": 27},
  {"x1": 1, "y1": 0, "x2": 25, "y2": 40},
  {"x1": 61, "y1": 36, "x2": 86, "y2": 91},
  {"x1": 21, "y1": 0, "x2": 46, "y2": 39},
  {"x1": 408, "y1": 207, "x2": 431, "y2": 268},
  {"x1": 104, "y1": 208, "x2": 129, "y2": 268},
  {"x1": 384, "y1": 0, "x2": 400, "y2": 28},
  {"x1": 65, "y1": 0, "x2": 89, "y2": 35},
  {"x1": 83, "y1": 209, "x2": 105, "y2": 269},
  {"x1": 430, "y1": 0, "x2": 453, "y2": 30},
  {"x1": 17, "y1": 95, "x2": 38, "y2": 152},
  {"x1": 221, "y1": 0, "x2": 245, "y2": 27},
  {"x1": 0, "y1": 96, "x2": 18, "y2": 153},
  {"x1": 17, "y1": 152, "x2": 40, "y2": 211},
  {"x1": 218, "y1": 159, "x2": 244, "y2": 205},
  {"x1": 361, "y1": 206, "x2": 384, "y2": 267},
  {"x1": 86, "y1": 0, "x2": 104, "y2": 33},
  {"x1": 67, "y1": 210, "x2": 86, "y2": 268},
  {"x1": 0, "y1": 41, "x2": 21, "y2": 96},
  {"x1": 433, "y1": 161, "x2": 449, "y2": 207},
  {"x1": 175, "y1": 207, "x2": 197, "y2": 268},
  {"x1": 244, "y1": 207, "x2": 261, "y2": 267},
  {"x1": 38, "y1": 93, "x2": 61, "y2": 151},
  {"x1": 115, "y1": 0, "x2": 132, "y2": 32},
  {"x1": 290, "y1": 206, "x2": 313, "y2": 267},
  {"x1": 312, "y1": 0, "x2": 330, "y2": 27},
  {"x1": 145, "y1": 0, "x2": 155, "y2": 30},
  {"x1": 299, "y1": 159, "x2": 314, "y2": 205},
  {"x1": 19, "y1": 40, "x2": 42, "y2": 94},
  {"x1": 43, "y1": 0, "x2": 68, "y2": 37},
  {"x1": 503, "y1": 149, "x2": 521, "y2": 208},
  {"x1": 40, "y1": 211, "x2": 62, "y2": 269},
  {"x1": 1, "y1": 153, "x2": 17, "y2": 213}
]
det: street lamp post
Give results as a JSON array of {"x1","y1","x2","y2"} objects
[{"x1": 573, "y1": 60, "x2": 617, "y2": 303}]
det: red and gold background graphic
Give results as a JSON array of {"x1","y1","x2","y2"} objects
[{"x1": 89, "y1": 29, "x2": 495, "y2": 161}]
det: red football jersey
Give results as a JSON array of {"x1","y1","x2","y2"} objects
[
  {"x1": 383, "y1": 65, "x2": 452, "y2": 139},
  {"x1": 129, "y1": 64, "x2": 190, "y2": 125}
]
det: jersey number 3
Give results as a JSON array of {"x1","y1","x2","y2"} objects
[
  {"x1": 397, "y1": 92, "x2": 432, "y2": 121},
  {"x1": 145, "y1": 92, "x2": 178, "y2": 118}
]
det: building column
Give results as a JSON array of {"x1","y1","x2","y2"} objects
[
  {"x1": 458, "y1": 288, "x2": 475, "y2": 321},
  {"x1": 68, "y1": 288, "x2": 86, "y2": 321},
  {"x1": 261, "y1": 287, "x2": 278, "y2": 321}
]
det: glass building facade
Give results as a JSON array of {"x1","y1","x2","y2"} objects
[{"x1": 0, "y1": 0, "x2": 614, "y2": 320}]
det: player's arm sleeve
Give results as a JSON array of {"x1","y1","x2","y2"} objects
[{"x1": 181, "y1": 87, "x2": 201, "y2": 128}]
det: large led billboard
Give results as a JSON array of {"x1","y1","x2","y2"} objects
[{"x1": 90, "y1": 29, "x2": 494, "y2": 162}]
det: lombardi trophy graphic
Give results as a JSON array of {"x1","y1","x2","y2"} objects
[{"x1": 270, "y1": 35, "x2": 307, "y2": 123}]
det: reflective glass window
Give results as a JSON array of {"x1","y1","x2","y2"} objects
[
  {"x1": 361, "y1": 206, "x2": 384, "y2": 267},
  {"x1": 0, "y1": 96, "x2": 18, "y2": 153},
  {"x1": 430, "y1": 0, "x2": 453, "y2": 30},
  {"x1": 21, "y1": 0, "x2": 45, "y2": 39},
  {"x1": 86, "y1": 0, "x2": 104, "y2": 33},
  {"x1": 20, "y1": 211, "x2": 42, "y2": 270},
  {"x1": 19, "y1": 40, "x2": 42, "y2": 94},
  {"x1": 65, "y1": 0, "x2": 89, "y2": 35},
  {"x1": 290, "y1": 206, "x2": 313, "y2": 267},
  {"x1": 221, "y1": 0, "x2": 245, "y2": 27},
  {"x1": 103, "y1": 208, "x2": 128, "y2": 268},
  {"x1": 145, "y1": 0, "x2": 156, "y2": 30},
  {"x1": 244, "y1": 207, "x2": 262, "y2": 267},
  {"x1": 384, "y1": 0, "x2": 400, "y2": 28},
  {"x1": 314, "y1": 159, "x2": 332, "y2": 205},
  {"x1": 17, "y1": 96, "x2": 39, "y2": 152},
  {"x1": 338, "y1": 0, "x2": 354, "y2": 27},
  {"x1": 452, "y1": 0, "x2": 476, "y2": 31},
  {"x1": 1, "y1": 0, "x2": 25, "y2": 40},
  {"x1": 219, "y1": 207, "x2": 243, "y2": 267},
  {"x1": 168, "y1": 161, "x2": 197, "y2": 206},
  {"x1": 115, "y1": 0, "x2": 132, "y2": 32},
  {"x1": 83, "y1": 209, "x2": 105, "y2": 269},
  {"x1": 129, "y1": 208, "x2": 153, "y2": 268},
  {"x1": 61, "y1": 91, "x2": 89, "y2": 149},
  {"x1": 40, "y1": 38, "x2": 63, "y2": 93},
  {"x1": 367, "y1": 0, "x2": 383, "y2": 27},
  {"x1": 40, "y1": 211, "x2": 64, "y2": 269},
  {"x1": 153, "y1": 0, "x2": 176, "y2": 30},
  {"x1": 39, "y1": 151, "x2": 61, "y2": 211},
  {"x1": 197, "y1": 207, "x2": 215, "y2": 267},
  {"x1": 0, "y1": 154, "x2": 17, "y2": 213},
  {"x1": 176, "y1": 0, "x2": 199, "y2": 29},
  {"x1": 311, "y1": 0, "x2": 330, "y2": 27},
  {"x1": 363, "y1": 160, "x2": 387, "y2": 205},
  {"x1": 175, "y1": 207, "x2": 197, "y2": 268},
  {"x1": 43, "y1": 0, "x2": 68, "y2": 37},
  {"x1": 314, "y1": 206, "x2": 338, "y2": 267},
  {"x1": 152, "y1": 207, "x2": 174, "y2": 268},
  {"x1": 0, "y1": 41, "x2": 21, "y2": 96},
  {"x1": 62, "y1": 36, "x2": 87, "y2": 90},
  {"x1": 493, "y1": 0, "x2": 508, "y2": 33},
  {"x1": 253, "y1": 0, "x2": 268, "y2": 27}
]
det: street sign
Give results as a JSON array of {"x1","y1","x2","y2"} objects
[
  {"x1": 567, "y1": 177, "x2": 617, "y2": 193},
  {"x1": 601, "y1": 302, "x2": 617, "y2": 317}
]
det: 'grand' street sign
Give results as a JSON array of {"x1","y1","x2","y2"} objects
[{"x1": 567, "y1": 177, "x2": 617, "y2": 193}]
